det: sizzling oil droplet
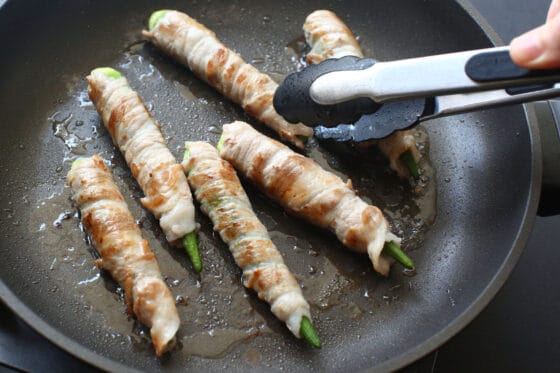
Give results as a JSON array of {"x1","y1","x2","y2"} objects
[
  {"x1": 77, "y1": 91, "x2": 93, "y2": 108},
  {"x1": 49, "y1": 112, "x2": 93, "y2": 155},
  {"x1": 53, "y1": 211, "x2": 72, "y2": 228},
  {"x1": 176, "y1": 295, "x2": 188, "y2": 306},
  {"x1": 251, "y1": 57, "x2": 265, "y2": 65}
]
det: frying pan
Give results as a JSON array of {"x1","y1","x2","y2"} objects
[{"x1": 0, "y1": 0, "x2": 541, "y2": 371}]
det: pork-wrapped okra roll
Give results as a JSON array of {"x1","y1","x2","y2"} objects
[
  {"x1": 67, "y1": 155, "x2": 180, "y2": 356},
  {"x1": 304, "y1": 9, "x2": 364, "y2": 64},
  {"x1": 143, "y1": 10, "x2": 313, "y2": 149},
  {"x1": 218, "y1": 121, "x2": 413, "y2": 276},
  {"x1": 87, "y1": 67, "x2": 201, "y2": 272},
  {"x1": 303, "y1": 10, "x2": 421, "y2": 178},
  {"x1": 182, "y1": 141, "x2": 319, "y2": 347}
]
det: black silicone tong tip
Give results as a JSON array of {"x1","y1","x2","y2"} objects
[
  {"x1": 315, "y1": 98, "x2": 431, "y2": 142},
  {"x1": 273, "y1": 56, "x2": 380, "y2": 127}
]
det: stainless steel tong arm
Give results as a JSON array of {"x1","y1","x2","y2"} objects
[{"x1": 310, "y1": 46, "x2": 560, "y2": 106}]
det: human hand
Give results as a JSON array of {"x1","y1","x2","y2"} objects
[{"x1": 510, "y1": 0, "x2": 560, "y2": 69}]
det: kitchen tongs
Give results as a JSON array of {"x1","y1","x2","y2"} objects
[{"x1": 273, "y1": 46, "x2": 560, "y2": 141}]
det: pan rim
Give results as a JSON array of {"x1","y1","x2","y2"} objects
[
  {"x1": 371, "y1": 0, "x2": 543, "y2": 371},
  {"x1": 373, "y1": 103, "x2": 542, "y2": 373},
  {"x1": 0, "y1": 0, "x2": 543, "y2": 371},
  {"x1": 0, "y1": 284, "x2": 140, "y2": 372}
]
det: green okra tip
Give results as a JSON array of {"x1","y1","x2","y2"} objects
[
  {"x1": 92, "y1": 67, "x2": 122, "y2": 79},
  {"x1": 216, "y1": 132, "x2": 225, "y2": 153},
  {"x1": 399, "y1": 150, "x2": 419, "y2": 180},
  {"x1": 71, "y1": 157, "x2": 87, "y2": 169},
  {"x1": 383, "y1": 241, "x2": 415, "y2": 270},
  {"x1": 296, "y1": 134, "x2": 309, "y2": 145},
  {"x1": 300, "y1": 316, "x2": 321, "y2": 348},
  {"x1": 182, "y1": 231, "x2": 202, "y2": 273},
  {"x1": 148, "y1": 10, "x2": 169, "y2": 31},
  {"x1": 183, "y1": 146, "x2": 190, "y2": 162}
]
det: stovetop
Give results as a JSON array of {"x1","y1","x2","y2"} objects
[{"x1": 1, "y1": 0, "x2": 559, "y2": 372}]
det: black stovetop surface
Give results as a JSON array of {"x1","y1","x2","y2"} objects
[{"x1": 1, "y1": 0, "x2": 559, "y2": 372}]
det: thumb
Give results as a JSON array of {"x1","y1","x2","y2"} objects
[{"x1": 510, "y1": 16, "x2": 560, "y2": 69}]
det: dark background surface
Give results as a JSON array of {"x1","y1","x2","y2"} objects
[
  {"x1": 432, "y1": 0, "x2": 560, "y2": 371},
  {"x1": 0, "y1": 0, "x2": 559, "y2": 372}
]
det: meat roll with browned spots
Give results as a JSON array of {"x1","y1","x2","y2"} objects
[
  {"x1": 67, "y1": 155, "x2": 180, "y2": 356},
  {"x1": 304, "y1": 10, "x2": 420, "y2": 178},
  {"x1": 143, "y1": 10, "x2": 313, "y2": 149},
  {"x1": 219, "y1": 121, "x2": 401, "y2": 276},
  {"x1": 182, "y1": 142, "x2": 316, "y2": 342}
]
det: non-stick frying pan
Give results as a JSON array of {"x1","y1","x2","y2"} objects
[{"x1": 0, "y1": 0, "x2": 541, "y2": 371}]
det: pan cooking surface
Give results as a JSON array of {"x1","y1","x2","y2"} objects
[{"x1": 0, "y1": 0, "x2": 538, "y2": 371}]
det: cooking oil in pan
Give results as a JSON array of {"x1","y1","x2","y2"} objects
[{"x1": 27, "y1": 33, "x2": 437, "y2": 365}]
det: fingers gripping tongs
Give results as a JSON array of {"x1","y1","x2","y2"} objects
[{"x1": 273, "y1": 46, "x2": 560, "y2": 141}]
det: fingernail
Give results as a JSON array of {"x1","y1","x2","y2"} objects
[{"x1": 511, "y1": 32, "x2": 543, "y2": 62}]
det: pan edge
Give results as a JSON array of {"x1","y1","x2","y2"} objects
[{"x1": 371, "y1": 1, "x2": 543, "y2": 370}]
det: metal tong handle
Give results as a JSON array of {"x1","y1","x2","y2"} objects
[
  {"x1": 426, "y1": 84, "x2": 560, "y2": 121},
  {"x1": 310, "y1": 46, "x2": 560, "y2": 105}
]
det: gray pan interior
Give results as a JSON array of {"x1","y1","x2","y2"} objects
[{"x1": 0, "y1": 0, "x2": 540, "y2": 371}]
